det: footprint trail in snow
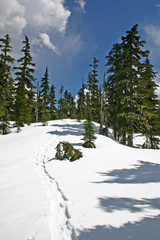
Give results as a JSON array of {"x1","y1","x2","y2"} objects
[{"x1": 33, "y1": 136, "x2": 77, "y2": 240}]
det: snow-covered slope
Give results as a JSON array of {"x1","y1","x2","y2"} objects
[{"x1": 0, "y1": 119, "x2": 160, "y2": 240}]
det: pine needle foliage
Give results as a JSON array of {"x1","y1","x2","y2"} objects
[
  {"x1": 55, "y1": 141, "x2": 83, "y2": 162},
  {"x1": 0, "y1": 34, "x2": 14, "y2": 134},
  {"x1": 14, "y1": 36, "x2": 36, "y2": 129},
  {"x1": 82, "y1": 109, "x2": 97, "y2": 148}
]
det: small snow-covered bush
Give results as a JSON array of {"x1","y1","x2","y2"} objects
[{"x1": 55, "y1": 141, "x2": 83, "y2": 162}]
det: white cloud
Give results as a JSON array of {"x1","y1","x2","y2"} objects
[
  {"x1": 39, "y1": 33, "x2": 60, "y2": 54},
  {"x1": 75, "y1": 0, "x2": 86, "y2": 13},
  {"x1": 21, "y1": 0, "x2": 71, "y2": 34},
  {"x1": 0, "y1": 0, "x2": 71, "y2": 56},
  {"x1": 0, "y1": 0, "x2": 27, "y2": 37},
  {"x1": 0, "y1": 0, "x2": 71, "y2": 38},
  {"x1": 144, "y1": 25, "x2": 160, "y2": 46}
]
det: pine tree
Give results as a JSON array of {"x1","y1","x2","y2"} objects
[
  {"x1": 57, "y1": 86, "x2": 66, "y2": 119},
  {"x1": 77, "y1": 80, "x2": 86, "y2": 120},
  {"x1": 60, "y1": 85, "x2": 64, "y2": 99},
  {"x1": 88, "y1": 57, "x2": 100, "y2": 122},
  {"x1": 49, "y1": 84, "x2": 57, "y2": 120},
  {"x1": 14, "y1": 36, "x2": 36, "y2": 130},
  {"x1": 64, "y1": 90, "x2": 76, "y2": 118},
  {"x1": 120, "y1": 24, "x2": 149, "y2": 146},
  {"x1": 100, "y1": 72, "x2": 108, "y2": 136},
  {"x1": 82, "y1": 107, "x2": 97, "y2": 148},
  {"x1": 139, "y1": 58, "x2": 159, "y2": 148},
  {"x1": 0, "y1": 34, "x2": 15, "y2": 134},
  {"x1": 40, "y1": 66, "x2": 50, "y2": 125},
  {"x1": 105, "y1": 24, "x2": 159, "y2": 148},
  {"x1": 105, "y1": 43, "x2": 125, "y2": 141}
]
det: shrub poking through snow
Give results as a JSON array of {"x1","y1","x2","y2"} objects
[
  {"x1": 55, "y1": 141, "x2": 83, "y2": 161},
  {"x1": 82, "y1": 109, "x2": 97, "y2": 148}
]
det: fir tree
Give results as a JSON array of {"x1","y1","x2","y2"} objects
[
  {"x1": 82, "y1": 108, "x2": 97, "y2": 148},
  {"x1": 57, "y1": 86, "x2": 68, "y2": 119},
  {"x1": 0, "y1": 34, "x2": 14, "y2": 134},
  {"x1": 105, "y1": 43, "x2": 125, "y2": 141},
  {"x1": 100, "y1": 72, "x2": 108, "y2": 136},
  {"x1": 14, "y1": 36, "x2": 36, "y2": 130},
  {"x1": 60, "y1": 85, "x2": 64, "y2": 98},
  {"x1": 105, "y1": 24, "x2": 159, "y2": 148},
  {"x1": 40, "y1": 66, "x2": 50, "y2": 125},
  {"x1": 49, "y1": 84, "x2": 57, "y2": 120},
  {"x1": 64, "y1": 90, "x2": 76, "y2": 118},
  {"x1": 120, "y1": 24, "x2": 149, "y2": 146},
  {"x1": 139, "y1": 58, "x2": 159, "y2": 148},
  {"x1": 88, "y1": 57, "x2": 100, "y2": 122},
  {"x1": 77, "y1": 80, "x2": 86, "y2": 120}
]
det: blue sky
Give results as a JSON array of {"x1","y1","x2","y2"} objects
[{"x1": 1, "y1": 0, "x2": 160, "y2": 97}]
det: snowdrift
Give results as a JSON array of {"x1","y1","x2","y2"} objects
[{"x1": 0, "y1": 119, "x2": 160, "y2": 240}]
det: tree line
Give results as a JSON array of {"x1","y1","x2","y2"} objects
[{"x1": 0, "y1": 24, "x2": 160, "y2": 148}]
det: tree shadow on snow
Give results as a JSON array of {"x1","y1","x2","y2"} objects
[
  {"x1": 98, "y1": 197, "x2": 160, "y2": 213},
  {"x1": 47, "y1": 123, "x2": 84, "y2": 137},
  {"x1": 77, "y1": 214, "x2": 160, "y2": 240},
  {"x1": 94, "y1": 161, "x2": 160, "y2": 184}
]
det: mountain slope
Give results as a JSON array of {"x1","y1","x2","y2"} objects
[{"x1": 0, "y1": 119, "x2": 160, "y2": 240}]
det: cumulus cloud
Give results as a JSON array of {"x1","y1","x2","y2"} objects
[
  {"x1": 21, "y1": 0, "x2": 71, "y2": 34},
  {"x1": 75, "y1": 0, "x2": 86, "y2": 13},
  {"x1": 144, "y1": 25, "x2": 160, "y2": 46},
  {"x1": 0, "y1": 0, "x2": 71, "y2": 54},
  {"x1": 0, "y1": 0, "x2": 27, "y2": 37},
  {"x1": 0, "y1": 0, "x2": 70, "y2": 38},
  {"x1": 39, "y1": 33, "x2": 60, "y2": 54}
]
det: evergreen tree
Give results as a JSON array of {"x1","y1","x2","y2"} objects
[
  {"x1": 14, "y1": 36, "x2": 36, "y2": 130},
  {"x1": 40, "y1": 66, "x2": 50, "y2": 125},
  {"x1": 88, "y1": 57, "x2": 100, "y2": 122},
  {"x1": 82, "y1": 107, "x2": 97, "y2": 148},
  {"x1": 60, "y1": 85, "x2": 64, "y2": 98},
  {"x1": 120, "y1": 24, "x2": 149, "y2": 146},
  {"x1": 57, "y1": 86, "x2": 68, "y2": 119},
  {"x1": 100, "y1": 72, "x2": 108, "y2": 136},
  {"x1": 139, "y1": 58, "x2": 159, "y2": 148},
  {"x1": 0, "y1": 34, "x2": 14, "y2": 134},
  {"x1": 105, "y1": 43, "x2": 125, "y2": 141},
  {"x1": 77, "y1": 80, "x2": 86, "y2": 120},
  {"x1": 49, "y1": 84, "x2": 57, "y2": 120},
  {"x1": 105, "y1": 24, "x2": 159, "y2": 148},
  {"x1": 64, "y1": 90, "x2": 76, "y2": 118}
]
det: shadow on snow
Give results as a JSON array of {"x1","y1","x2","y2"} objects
[
  {"x1": 47, "y1": 123, "x2": 84, "y2": 137},
  {"x1": 98, "y1": 197, "x2": 160, "y2": 213},
  {"x1": 94, "y1": 161, "x2": 160, "y2": 184},
  {"x1": 77, "y1": 214, "x2": 160, "y2": 240}
]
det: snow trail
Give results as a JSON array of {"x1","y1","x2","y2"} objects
[{"x1": 33, "y1": 136, "x2": 77, "y2": 240}]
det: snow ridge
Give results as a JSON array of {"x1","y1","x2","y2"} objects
[{"x1": 33, "y1": 137, "x2": 77, "y2": 240}]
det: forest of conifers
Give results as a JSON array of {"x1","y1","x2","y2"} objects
[{"x1": 0, "y1": 24, "x2": 160, "y2": 148}]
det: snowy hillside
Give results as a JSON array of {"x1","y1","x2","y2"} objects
[{"x1": 0, "y1": 119, "x2": 160, "y2": 240}]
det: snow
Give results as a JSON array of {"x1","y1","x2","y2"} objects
[{"x1": 0, "y1": 119, "x2": 160, "y2": 240}]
